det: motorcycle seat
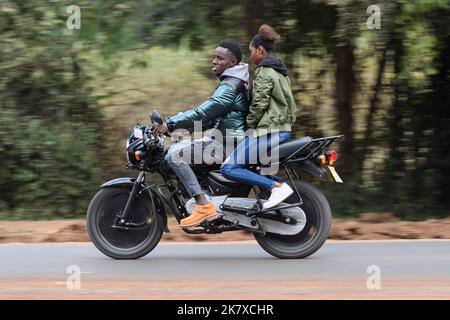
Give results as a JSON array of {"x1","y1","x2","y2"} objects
[
  {"x1": 273, "y1": 136, "x2": 313, "y2": 159},
  {"x1": 208, "y1": 170, "x2": 240, "y2": 186}
]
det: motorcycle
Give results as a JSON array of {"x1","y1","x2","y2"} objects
[{"x1": 86, "y1": 110, "x2": 344, "y2": 259}]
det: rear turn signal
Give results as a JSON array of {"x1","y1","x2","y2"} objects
[{"x1": 318, "y1": 154, "x2": 327, "y2": 166}]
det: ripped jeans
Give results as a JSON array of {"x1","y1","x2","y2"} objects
[{"x1": 164, "y1": 138, "x2": 223, "y2": 197}]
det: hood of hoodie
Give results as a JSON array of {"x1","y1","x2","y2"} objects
[
  {"x1": 220, "y1": 63, "x2": 249, "y2": 83},
  {"x1": 257, "y1": 53, "x2": 288, "y2": 76}
]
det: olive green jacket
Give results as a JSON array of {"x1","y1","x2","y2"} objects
[{"x1": 246, "y1": 54, "x2": 297, "y2": 136}]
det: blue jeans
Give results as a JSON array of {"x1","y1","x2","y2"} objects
[{"x1": 220, "y1": 132, "x2": 291, "y2": 190}]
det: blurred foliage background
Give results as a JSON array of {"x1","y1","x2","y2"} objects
[{"x1": 0, "y1": 0, "x2": 449, "y2": 219}]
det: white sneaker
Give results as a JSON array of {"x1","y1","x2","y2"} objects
[{"x1": 263, "y1": 183, "x2": 294, "y2": 209}]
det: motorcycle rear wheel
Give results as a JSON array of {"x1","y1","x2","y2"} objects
[
  {"x1": 254, "y1": 180, "x2": 331, "y2": 259},
  {"x1": 86, "y1": 187, "x2": 163, "y2": 259}
]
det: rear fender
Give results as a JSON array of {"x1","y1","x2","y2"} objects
[
  {"x1": 100, "y1": 177, "x2": 169, "y2": 233},
  {"x1": 288, "y1": 159, "x2": 328, "y2": 181}
]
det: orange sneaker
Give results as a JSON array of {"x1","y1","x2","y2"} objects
[{"x1": 180, "y1": 202, "x2": 217, "y2": 227}]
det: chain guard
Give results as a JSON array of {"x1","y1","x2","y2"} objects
[{"x1": 185, "y1": 196, "x2": 306, "y2": 235}]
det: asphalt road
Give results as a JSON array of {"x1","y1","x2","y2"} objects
[{"x1": 1, "y1": 240, "x2": 450, "y2": 299}]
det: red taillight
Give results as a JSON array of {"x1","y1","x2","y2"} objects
[{"x1": 327, "y1": 150, "x2": 337, "y2": 166}]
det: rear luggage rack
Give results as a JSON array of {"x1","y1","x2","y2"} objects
[{"x1": 281, "y1": 134, "x2": 344, "y2": 164}]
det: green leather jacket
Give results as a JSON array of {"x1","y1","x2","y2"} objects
[{"x1": 166, "y1": 64, "x2": 250, "y2": 138}]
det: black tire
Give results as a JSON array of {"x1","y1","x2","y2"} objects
[
  {"x1": 86, "y1": 187, "x2": 163, "y2": 259},
  {"x1": 254, "y1": 180, "x2": 331, "y2": 259}
]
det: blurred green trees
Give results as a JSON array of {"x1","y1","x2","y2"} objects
[
  {"x1": 0, "y1": 0, "x2": 449, "y2": 219},
  {"x1": 0, "y1": 1, "x2": 103, "y2": 218}
]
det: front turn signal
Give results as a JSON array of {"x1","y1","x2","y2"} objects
[{"x1": 135, "y1": 150, "x2": 141, "y2": 161}]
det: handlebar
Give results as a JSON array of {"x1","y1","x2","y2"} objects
[{"x1": 143, "y1": 127, "x2": 164, "y2": 147}]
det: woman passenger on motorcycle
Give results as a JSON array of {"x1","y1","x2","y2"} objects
[{"x1": 221, "y1": 25, "x2": 297, "y2": 209}]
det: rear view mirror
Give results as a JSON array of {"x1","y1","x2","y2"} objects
[{"x1": 150, "y1": 110, "x2": 163, "y2": 124}]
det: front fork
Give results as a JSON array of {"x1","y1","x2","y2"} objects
[{"x1": 118, "y1": 171, "x2": 145, "y2": 225}]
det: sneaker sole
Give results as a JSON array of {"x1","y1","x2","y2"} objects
[
  {"x1": 263, "y1": 189, "x2": 294, "y2": 209},
  {"x1": 180, "y1": 213, "x2": 218, "y2": 228}
]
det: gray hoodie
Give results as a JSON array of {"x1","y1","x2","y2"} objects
[{"x1": 220, "y1": 63, "x2": 249, "y2": 85}]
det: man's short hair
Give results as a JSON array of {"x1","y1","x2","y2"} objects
[{"x1": 218, "y1": 40, "x2": 242, "y2": 63}]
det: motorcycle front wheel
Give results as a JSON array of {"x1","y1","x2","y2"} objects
[
  {"x1": 86, "y1": 187, "x2": 163, "y2": 259},
  {"x1": 254, "y1": 180, "x2": 332, "y2": 259}
]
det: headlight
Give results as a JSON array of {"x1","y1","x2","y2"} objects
[
  {"x1": 126, "y1": 124, "x2": 147, "y2": 165},
  {"x1": 126, "y1": 138, "x2": 145, "y2": 164}
]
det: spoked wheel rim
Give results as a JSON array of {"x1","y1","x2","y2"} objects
[{"x1": 96, "y1": 190, "x2": 154, "y2": 251}]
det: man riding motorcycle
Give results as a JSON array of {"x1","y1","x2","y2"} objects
[{"x1": 152, "y1": 40, "x2": 250, "y2": 227}]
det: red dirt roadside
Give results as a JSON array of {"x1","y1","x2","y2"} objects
[{"x1": 1, "y1": 213, "x2": 450, "y2": 243}]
